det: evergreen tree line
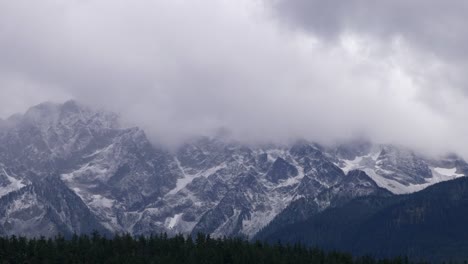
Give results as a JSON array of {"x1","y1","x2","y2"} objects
[{"x1": 0, "y1": 232, "x2": 428, "y2": 264}]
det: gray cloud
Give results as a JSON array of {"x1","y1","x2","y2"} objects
[
  {"x1": 272, "y1": 0, "x2": 468, "y2": 96},
  {"x1": 273, "y1": 0, "x2": 468, "y2": 59},
  {"x1": 269, "y1": 0, "x2": 468, "y2": 155},
  {"x1": 0, "y1": 0, "x2": 467, "y2": 157}
]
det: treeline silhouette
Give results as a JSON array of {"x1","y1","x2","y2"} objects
[{"x1": 0, "y1": 232, "x2": 427, "y2": 264}]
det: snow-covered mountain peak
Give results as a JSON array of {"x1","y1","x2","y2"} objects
[
  {"x1": 23, "y1": 102, "x2": 61, "y2": 126},
  {"x1": 0, "y1": 101, "x2": 467, "y2": 238},
  {"x1": 20, "y1": 100, "x2": 119, "y2": 129},
  {"x1": 336, "y1": 143, "x2": 467, "y2": 194}
]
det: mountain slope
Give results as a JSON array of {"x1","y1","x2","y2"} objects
[
  {"x1": 0, "y1": 101, "x2": 466, "y2": 238},
  {"x1": 0, "y1": 176, "x2": 108, "y2": 237},
  {"x1": 254, "y1": 169, "x2": 393, "y2": 240},
  {"x1": 259, "y1": 177, "x2": 468, "y2": 261}
]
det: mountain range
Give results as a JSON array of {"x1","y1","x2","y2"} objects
[{"x1": 0, "y1": 101, "x2": 466, "y2": 260}]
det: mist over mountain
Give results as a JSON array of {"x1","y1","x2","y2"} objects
[
  {"x1": 0, "y1": 101, "x2": 465, "y2": 243},
  {"x1": 2, "y1": 1, "x2": 468, "y2": 157}
]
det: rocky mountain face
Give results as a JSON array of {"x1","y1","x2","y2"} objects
[
  {"x1": 0, "y1": 176, "x2": 108, "y2": 237},
  {"x1": 0, "y1": 101, "x2": 466, "y2": 238}
]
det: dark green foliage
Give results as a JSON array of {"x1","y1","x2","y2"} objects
[{"x1": 0, "y1": 232, "x2": 425, "y2": 264}]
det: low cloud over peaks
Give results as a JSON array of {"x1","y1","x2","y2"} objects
[{"x1": 0, "y1": 0, "x2": 467, "y2": 157}]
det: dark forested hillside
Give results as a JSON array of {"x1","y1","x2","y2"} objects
[
  {"x1": 0, "y1": 233, "x2": 425, "y2": 264},
  {"x1": 258, "y1": 177, "x2": 468, "y2": 262}
]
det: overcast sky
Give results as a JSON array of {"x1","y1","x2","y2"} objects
[{"x1": 1, "y1": 0, "x2": 468, "y2": 156}]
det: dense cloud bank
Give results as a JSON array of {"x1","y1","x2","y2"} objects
[{"x1": 0, "y1": 0, "x2": 467, "y2": 157}]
